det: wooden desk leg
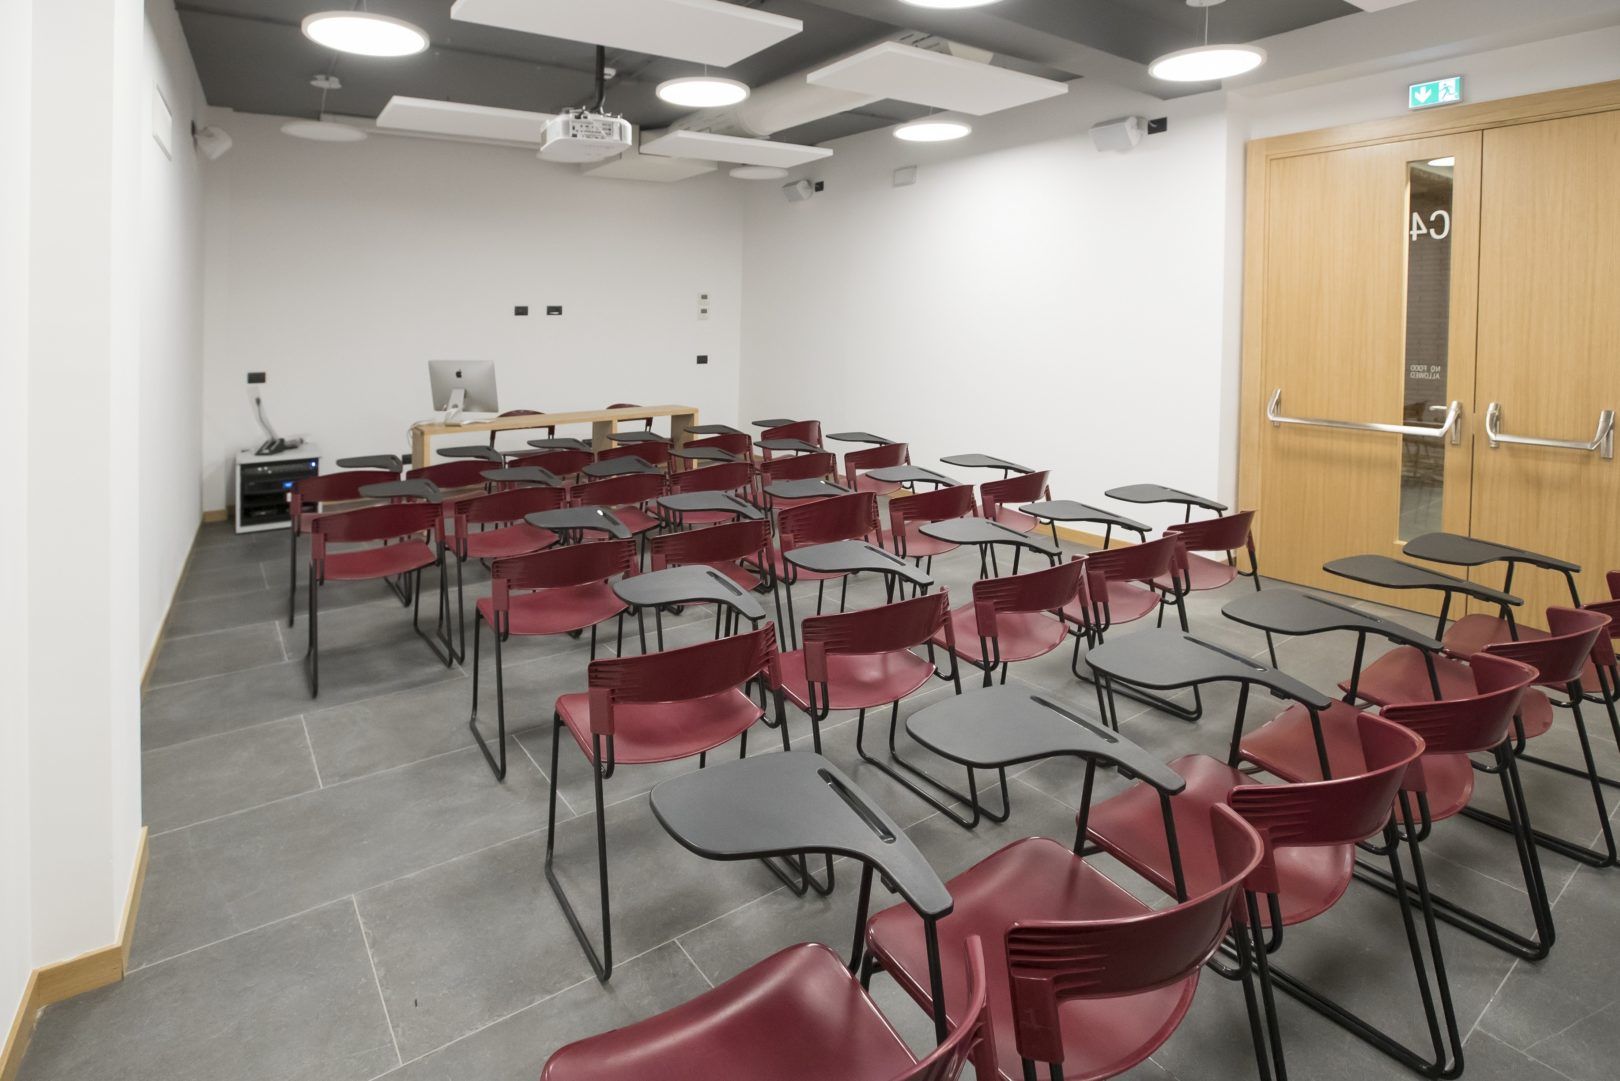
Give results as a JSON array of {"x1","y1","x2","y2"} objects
[
  {"x1": 411, "y1": 426, "x2": 429, "y2": 468},
  {"x1": 591, "y1": 420, "x2": 612, "y2": 453},
  {"x1": 670, "y1": 411, "x2": 697, "y2": 450}
]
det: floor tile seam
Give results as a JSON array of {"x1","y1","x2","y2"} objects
[{"x1": 352, "y1": 896, "x2": 405, "y2": 1067}]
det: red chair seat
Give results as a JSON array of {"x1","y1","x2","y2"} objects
[
  {"x1": 778, "y1": 648, "x2": 935, "y2": 712},
  {"x1": 462, "y1": 523, "x2": 557, "y2": 561},
  {"x1": 1348, "y1": 647, "x2": 1554, "y2": 736},
  {"x1": 613, "y1": 507, "x2": 661, "y2": 536},
  {"x1": 1153, "y1": 552, "x2": 1236, "y2": 592},
  {"x1": 1063, "y1": 580, "x2": 1160, "y2": 628},
  {"x1": 898, "y1": 520, "x2": 959, "y2": 559},
  {"x1": 539, "y1": 942, "x2": 916, "y2": 1081},
  {"x1": 672, "y1": 509, "x2": 737, "y2": 527},
  {"x1": 930, "y1": 604, "x2": 1066, "y2": 664},
  {"x1": 1242, "y1": 701, "x2": 1477, "y2": 822},
  {"x1": 556, "y1": 686, "x2": 763, "y2": 764},
  {"x1": 989, "y1": 506, "x2": 1037, "y2": 533},
  {"x1": 1087, "y1": 755, "x2": 1355, "y2": 927},
  {"x1": 322, "y1": 541, "x2": 436, "y2": 582},
  {"x1": 854, "y1": 474, "x2": 903, "y2": 496},
  {"x1": 476, "y1": 582, "x2": 627, "y2": 637},
  {"x1": 866, "y1": 837, "x2": 1196, "y2": 1081}
]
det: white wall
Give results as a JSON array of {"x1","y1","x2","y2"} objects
[
  {"x1": 200, "y1": 117, "x2": 746, "y2": 508},
  {"x1": 738, "y1": 21, "x2": 1620, "y2": 533},
  {"x1": 1, "y1": 0, "x2": 35, "y2": 1041},
  {"x1": 141, "y1": 0, "x2": 206, "y2": 658},
  {"x1": 739, "y1": 84, "x2": 1241, "y2": 533}
]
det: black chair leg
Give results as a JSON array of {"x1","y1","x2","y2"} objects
[
  {"x1": 546, "y1": 722, "x2": 613, "y2": 981},
  {"x1": 468, "y1": 614, "x2": 507, "y2": 781},
  {"x1": 305, "y1": 569, "x2": 319, "y2": 697}
]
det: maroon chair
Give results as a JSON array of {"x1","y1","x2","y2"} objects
[
  {"x1": 541, "y1": 935, "x2": 994, "y2": 1081},
  {"x1": 979, "y1": 470, "x2": 1050, "y2": 533},
  {"x1": 1158, "y1": 510, "x2": 1262, "y2": 592},
  {"x1": 646, "y1": 519, "x2": 774, "y2": 646},
  {"x1": 761, "y1": 450, "x2": 840, "y2": 513},
  {"x1": 509, "y1": 448, "x2": 594, "y2": 480},
  {"x1": 1086, "y1": 713, "x2": 1441, "y2": 1077},
  {"x1": 306, "y1": 502, "x2": 449, "y2": 697},
  {"x1": 444, "y1": 487, "x2": 564, "y2": 658},
  {"x1": 864, "y1": 805, "x2": 1266, "y2": 1081},
  {"x1": 607, "y1": 401, "x2": 654, "y2": 431},
  {"x1": 545, "y1": 626, "x2": 787, "y2": 979},
  {"x1": 1244, "y1": 652, "x2": 1548, "y2": 960},
  {"x1": 770, "y1": 491, "x2": 884, "y2": 640},
  {"x1": 286, "y1": 468, "x2": 397, "y2": 627},
  {"x1": 1065, "y1": 538, "x2": 1199, "y2": 717},
  {"x1": 931, "y1": 559, "x2": 1083, "y2": 687},
  {"x1": 678, "y1": 431, "x2": 754, "y2": 470},
  {"x1": 1348, "y1": 606, "x2": 1615, "y2": 867},
  {"x1": 469, "y1": 539, "x2": 637, "y2": 780},
  {"x1": 889, "y1": 484, "x2": 977, "y2": 577},
  {"x1": 406, "y1": 458, "x2": 493, "y2": 496},
  {"x1": 781, "y1": 592, "x2": 990, "y2": 823},
  {"x1": 664, "y1": 461, "x2": 757, "y2": 526},
  {"x1": 597, "y1": 442, "x2": 670, "y2": 471},
  {"x1": 759, "y1": 419, "x2": 823, "y2": 461},
  {"x1": 845, "y1": 441, "x2": 910, "y2": 496},
  {"x1": 488, "y1": 408, "x2": 553, "y2": 450},
  {"x1": 571, "y1": 473, "x2": 667, "y2": 549}
]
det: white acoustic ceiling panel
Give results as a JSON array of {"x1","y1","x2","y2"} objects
[
  {"x1": 807, "y1": 42, "x2": 1068, "y2": 116},
  {"x1": 376, "y1": 97, "x2": 553, "y2": 145},
  {"x1": 584, "y1": 147, "x2": 717, "y2": 182},
  {"x1": 640, "y1": 129, "x2": 832, "y2": 168},
  {"x1": 449, "y1": 0, "x2": 800, "y2": 67}
]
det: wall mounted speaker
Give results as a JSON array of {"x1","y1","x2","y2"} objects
[
  {"x1": 1089, "y1": 115, "x2": 1145, "y2": 153},
  {"x1": 782, "y1": 178, "x2": 815, "y2": 203}
]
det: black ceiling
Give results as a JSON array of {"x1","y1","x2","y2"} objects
[{"x1": 177, "y1": 0, "x2": 1364, "y2": 145}]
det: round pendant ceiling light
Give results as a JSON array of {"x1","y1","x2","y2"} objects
[
  {"x1": 894, "y1": 118, "x2": 972, "y2": 142},
  {"x1": 656, "y1": 76, "x2": 751, "y2": 108},
  {"x1": 730, "y1": 166, "x2": 789, "y2": 180},
  {"x1": 281, "y1": 120, "x2": 368, "y2": 142},
  {"x1": 1148, "y1": 0, "x2": 1265, "y2": 83},
  {"x1": 301, "y1": 11, "x2": 429, "y2": 57}
]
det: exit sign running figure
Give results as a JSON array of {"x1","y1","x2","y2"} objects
[{"x1": 1409, "y1": 76, "x2": 1463, "y2": 110}]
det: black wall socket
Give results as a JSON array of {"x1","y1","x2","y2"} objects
[
  {"x1": 696, "y1": 355, "x2": 709, "y2": 365},
  {"x1": 546, "y1": 305, "x2": 563, "y2": 316},
  {"x1": 514, "y1": 305, "x2": 528, "y2": 316},
  {"x1": 246, "y1": 372, "x2": 266, "y2": 384}
]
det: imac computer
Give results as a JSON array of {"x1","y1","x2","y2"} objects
[{"x1": 428, "y1": 360, "x2": 499, "y2": 425}]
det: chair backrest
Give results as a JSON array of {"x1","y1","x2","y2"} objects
[
  {"x1": 1585, "y1": 598, "x2": 1620, "y2": 666},
  {"x1": 490, "y1": 539, "x2": 637, "y2": 602},
  {"x1": 586, "y1": 625, "x2": 781, "y2": 737},
  {"x1": 683, "y1": 432, "x2": 753, "y2": 461},
  {"x1": 800, "y1": 592, "x2": 953, "y2": 683},
  {"x1": 407, "y1": 459, "x2": 491, "y2": 490},
  {"x1": 1081, "y1": 535, "x2": 1183, "y2": 596},
  {"x1": 1380, "y1": 652, "x2": 1538, "y2": 757},
  {"x1": 599, "y1": 443, "x2": 669, "y2": 468},
  {"x1": 845, "y1": 442, "x2": 909, "y2": 487},
  {"x1": 1005, "y1": 805, "x2": 1262, "y2": 1068},
  {"x1": 292, "y1": 469, "x2": 396, "y2": 509},
  {"x1": 761, "y1": 419, "x2": 822, "y2": 446},
  {"x1": 671, "y1": 461, "x2": 753, "y2": 496},
  {"x1": 511, "y1": 449, "x2": 594, "y2": 476},
  {"x1": 900, "y1": 936, "x2": 997, "y2": 1081},
  {"x1": 889, "y1": 484, "x2": 976, "y2": 538},
  {"x1": 607, "y1": 402, "x2": 654, "y2": 430},
  {"x1": 970, "y1": 559, "x2": 1084, "y2": 633},
  {"x1": 311, "y1": 501, "x2": 440, "y2": 546},
  {"x1": 650, "y1": 518, "x2": 772, "y2": 571},
  {"x1": 1227, "y1": 713, "x2": 1423, "y2": 893},
  {"x1": 454, "y1": 486, "x2": 564, "y2": 531},
  {"x1": 980, "y1": 470, "x2": 1049, "y2": 520},
  {"x1": 572, "y1": 473, "x2": 667, "y2": 510},
  {"x1": 764, "y1": 450, "x2": 837, "y2": 484},
  {"x1": 778, "y1": 491, "x2": 882, "y2": 551},
  {"x1": 1164, "y1": 510, "x2": 1255, "y2": 555},
  {"x1": 1608, "y1": 570, "x2": 1619, "y2": 600},
  {"x1": 1482, "y1": 606, "x2": 1611, "y2": 687}
]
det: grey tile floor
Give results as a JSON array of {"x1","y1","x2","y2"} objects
[{"x1": 18, "y1": 518, "x2": 1620, "y2": 1081}]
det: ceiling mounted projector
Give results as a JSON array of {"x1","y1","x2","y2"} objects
[{"x1": 539, "y1": 109, "x2": 633, "y2": 163}]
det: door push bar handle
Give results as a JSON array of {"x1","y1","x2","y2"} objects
[
  {"x1": 1484, "y1": 402, "x2": 1615, "y2": 460},
  {"x1": 1266, "y1": 389, "x2": 1464, "y2": 445}
]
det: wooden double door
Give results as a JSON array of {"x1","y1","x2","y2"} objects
[{"x1": 1243, "y1": 87, "x2": 1620, "y2": 617}]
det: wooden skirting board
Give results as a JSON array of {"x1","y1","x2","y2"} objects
[{"x1": 0, "y1": 827, "x2": 148, "y2": 1081}]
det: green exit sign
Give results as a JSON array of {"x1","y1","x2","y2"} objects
[{"x1": 1409, "y1": 76, "x2": 1463, "y2": 109}]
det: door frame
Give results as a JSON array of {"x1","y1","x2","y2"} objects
[{"x1": 1237, "y1": 78, "x2": 1620, "y2": 517}]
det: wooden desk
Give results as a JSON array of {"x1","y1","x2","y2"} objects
[{"x1": 410, "y1": 404, "x2": 700, "y2": 465}]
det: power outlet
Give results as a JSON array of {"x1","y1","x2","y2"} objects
[
  {"x1": 696, "y1": 355, "x2": 709, "y2": 365},
  {"x1": 514, "y1": 305, "x2": 529, "y2": 316}
]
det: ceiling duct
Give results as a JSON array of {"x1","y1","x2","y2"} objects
[{"x1": 670, "y1": 31, "x2": 993, "y2": 139}]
